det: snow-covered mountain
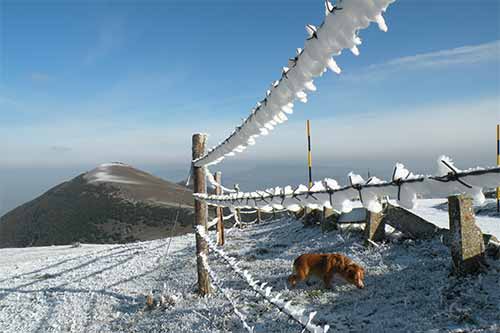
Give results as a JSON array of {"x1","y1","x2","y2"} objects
[{"x1": 0, "y1": 163, "x2": 195, "y2": 248}]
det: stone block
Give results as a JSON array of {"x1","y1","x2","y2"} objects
[
  {"x1": 383, "y1": 204, "x2": 443, "y2": 239},
  {"x1": 364, "y1": 210, "x2": 385, "y2": 244},
  {"x1": 448, "y1": 195, "x2": 486, "y2": 275},
  {"x1": 321, "y1": 207, "x2": 339, "y2": 232}
]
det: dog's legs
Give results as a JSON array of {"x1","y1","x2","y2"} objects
[{"x1": 323, "y1": 272, "x2": 334, "y2": 289}]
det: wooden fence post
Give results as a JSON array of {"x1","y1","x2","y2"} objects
[
  {"x1": 237, "y1": 208, "x2": 242, "y2": 228},
  {"x1": 192, "y1": 134, "x2": 210, "y2": 296},
  {"x1": 215, "y1": 171, "x2": 225, "y2": 246},
  {"x1": 448, "y1": 194, "x2": 486, "y2": 275}
]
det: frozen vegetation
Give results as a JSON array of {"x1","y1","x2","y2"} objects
[{"x1": 0, "y1": 200, "x2": 499, "y2": 332}]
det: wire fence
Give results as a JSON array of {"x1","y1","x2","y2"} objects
[
  {"x1": 187, "y1": 0, "x2": 500, "y2": 331},
  {"x1": 193, "y1": 0, "x2": 395, "y2": 168},
  {"x1": 197, "y1": 226, "x2": 329, "y2": 333},
  {"x1": 199, "y1": 252, "x2": 255, "y2": 332},
  {"x1": 196, "y1": 159, "x2": 500, "y2": 214}
]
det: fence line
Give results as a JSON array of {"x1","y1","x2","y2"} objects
[
  {"x1": 199, "y1": 253, "x2": 255, "y2": 332},
  {"x1": 195, "y1": 158, "x2": 500, "y2": 214},
  {"x1": 206, "y1": 167, "x2": 237, "y2": 193},
  {"x1": 239, "y1": 210, "x2": 258, "y2": 215},
  {"x1": 197, "y1": 226, "x2": 329, "y2": 333},
  {"x1": 193, "y1": 0, "x2": 395, "y2": 167},
  {"x1": 208, "y1": 214, "x2": 235, "y2": 229}
]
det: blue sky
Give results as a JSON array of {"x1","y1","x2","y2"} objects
[{"x1": 0, "y1": 0, "x2": 499, "y2": 209}]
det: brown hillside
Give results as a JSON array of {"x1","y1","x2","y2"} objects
[{"x1": 0, "y1": 163, "x2": 195, "y2": 248}]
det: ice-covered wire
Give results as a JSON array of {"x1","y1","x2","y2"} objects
[
  {"x1": 199, "y1": 253, "x2": 254, "y2": 332},
  {"x1": 239, "y1": 210, "x2": 259, "y2": 215},
  {"x1": 197, "y1": 226, "x2": 329, "y2": 333},
  {"x1": 193, "y1": 0, "x2": 396, "y2": 167},
  {"x1": 194, "y1": 157, "x2": 500, "y2": 213},
  {"x1": 240, "y1": 218, "x2": 259, "y2": 225},
  {"x1": 208, "y1": 217, "x2": 220, "y2": 229},
  {"x1": 205, "y1": 167, "x2": 237, "y2": 193},
  {"x1": 208, "y1": 213, "x2": 236, "y2": 229}
]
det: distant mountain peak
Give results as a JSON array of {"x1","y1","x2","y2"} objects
[
  {"x1": 0, "y1": 163, "x2": 195, "y2": 248},
  {"x1": 84, "y1": 163, "x2": 141, "y2": 185}
]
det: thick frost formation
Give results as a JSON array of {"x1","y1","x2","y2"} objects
[
  {"x1": 194, "y1": 158, "x2": 500, "y2": 213},
  {"x1": 194, "y1": 0, "x2": 396, "y2": 167}
]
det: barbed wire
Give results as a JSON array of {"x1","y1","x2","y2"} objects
[
  {"x1": 199, "y1": 253, "x2": 255, "y2": 332},
  {"x1": 195, "y1": 160, "x2": 500, "y2": 213},
  {"x1": 197, "y1": 226, "x2": 330, "y2": 333},
  {"x1": 193, "y1": 0, "x2": 395, "y2": 167}
]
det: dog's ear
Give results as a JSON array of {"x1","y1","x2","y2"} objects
[{"x1": 356, "y1": 267, "x2": 365, "y2": 281}]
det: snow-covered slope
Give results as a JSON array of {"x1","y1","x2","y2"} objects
[
  {"x1": 410, "y1": 198, "x2": 500, "y2": 239},
  {"x1": 1, "y1": 211, "x2": 499, "y2": 332},
  {"x1": 83, "y1": 162, "x2": 193, "y2": 207}
]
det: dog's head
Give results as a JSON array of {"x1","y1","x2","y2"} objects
[
  {"x1": 287, "y1": 274, "x2": 297, "y2": 288},
  {"x1": 345, "y1": 265, "x2": 365, "y2": 289}
]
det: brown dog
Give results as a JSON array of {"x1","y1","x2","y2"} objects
[{"x1": 288, "y1": 253, "x2": 365, "y2": 289}]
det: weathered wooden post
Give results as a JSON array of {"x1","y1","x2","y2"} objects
[
  {"x1": 448, "y1": 194, "x2": 486, "y2": 275},
  {"x1": 236, "y1": 208, "x2": 242, "y2": 228},
  {"x1": 257, "y1": 209, "x2": 262, "y2": 224},
  {"x1": 364, "y1": 210, "x2": 385, "y2": 244},
  {"x1": 215, "y1": 171, "x2": 225, "y2": 246},
  {"x1": 192, "y1": 134, "x2": 210, "y2": 296}
]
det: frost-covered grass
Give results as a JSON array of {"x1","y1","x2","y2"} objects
[{"x1": 1, "y1": 211, "x2": 499, "y2": 332}]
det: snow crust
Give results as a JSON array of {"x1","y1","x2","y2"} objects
[{"x1": 84, "y1": 163, "x2": 142, "y2": 185}]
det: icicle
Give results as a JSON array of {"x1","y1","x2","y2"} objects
[
  {"x1": 327, "y1": 58, "x2": 341, "y2": 74},
  {"x1": 304, "y1": 81, "x2": 317, "y2": 91},
  {"x1": 375, "y1": 14, "x2": 388, "y2": 32}
]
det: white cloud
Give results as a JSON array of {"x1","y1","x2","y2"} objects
[
  {"x1": 84, "y1": 17, "x2": 126, "y2": 65},
  {"x1": 344, "y1": 40, "x2": 500, "y2": 81},
  {"x1": 237, "y1": 96, "x2": 499, "y2": 166},
  {"x1": 1, "y1": 94, "x2": 498, "y2": 171},
  {"x1": 50, "y1": 146, "x2": 72, "y2": 153},
  {"x1": 0, "y1": 95, "x2": 19, "y2": 107},
  {"x1": 381, "y1": 40, "x2": 499, "y2": 69},
  {"x1": 0, "y1": 116, "x2": 230, "y2": 167},
  {"x1": 30, "y1": 72, "x2": 51, "y2": 83}
]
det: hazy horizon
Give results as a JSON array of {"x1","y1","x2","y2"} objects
[{"x1": 0, "y1": 150, "x2": 494, "y2": 216}]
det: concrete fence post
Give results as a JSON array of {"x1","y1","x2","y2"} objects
[
  {"x1": 448, "y1": 194, "x2": 486, "y2": 275},
  {"x1": 364, "y1": 210, "x2": 385, "y2": 244},
  {"x1": 322, "y1": 207, "x2": 335, "y2": 232}
]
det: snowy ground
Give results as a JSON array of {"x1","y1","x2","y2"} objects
[
  {"x1": 1, "y1": 202, "x2": 499, "y2": 332},
  {"x1": 410, "y1": 198, "x2": 500, "y2": 239}
]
